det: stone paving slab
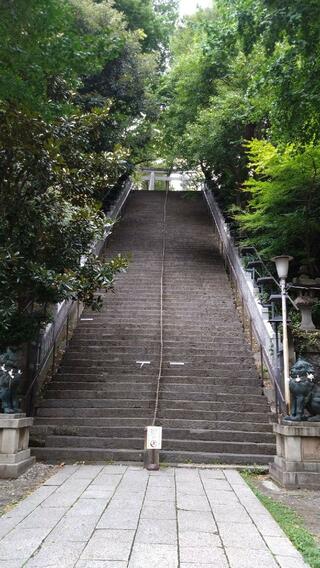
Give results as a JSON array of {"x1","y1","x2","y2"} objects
[{"x1": 0, "y1": 465, "x2": 310, "y2": 567}]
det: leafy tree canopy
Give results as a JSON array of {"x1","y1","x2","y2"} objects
[
  {"x1": 237, "y1": 140, "x2": 320, "y2": 276},
  {"x1": 160, "y1": 0, "x2": 320, "y2": 275},
  {"x1": 0, "y1": 0, "x2": 177, "y2": 348},
  {"x1": 114, "y1": 0, "x2": 178, "y2": 61}
]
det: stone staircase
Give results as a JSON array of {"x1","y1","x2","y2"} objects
[{"x1": 31, "y1": 190, "x2": 275, "y2": 464}]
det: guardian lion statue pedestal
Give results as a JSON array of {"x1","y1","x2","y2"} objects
[
  {"x1": 0, "y1": 414, "x2": 35, "y2": 478},
  {"x1": 270, "y1": 358, "x2": 320, "y2": 488},
  {"x1": 0, "y1": 350, "x2": 35, "y2": 477}
]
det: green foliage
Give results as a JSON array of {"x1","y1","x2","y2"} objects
[
  {"x1": 114, "y1": 0, "x2": 178, "y2": 61},
  {"x1": 159, "y1": 4, "x2": 261, "y2": 206},
  {"x1": 237, "y1": 140, "x2": 320, "y2": 275},
  {"x1": 0, "y1": 0, "x2": 177, "y2": 348},
  {"x1": 254, "y1": 0, "x2": 320, "y2": 143},
  {"x1": 78, "y1": 2, "x2": 167, "y2": 174},
  {"x1": 0, "y1": 0, "x2": 124, "y2": 117},
  {"x1": 291, "y1": 328, "x2": 320, "y2": 358},
  {"x1": 0, "y1": 106, "x2": 128, "y2": 348},
  {"x1": 160, "y1": 0, "x2": 320, "y2": 275}
]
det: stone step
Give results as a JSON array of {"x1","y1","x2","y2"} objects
[
  {"x1": 46, "y1": 389, "x2": 264, "y2": 403},
  {"x1": 77, "y1": 317, "x2": 244, "y2": 324},
  {"x1": 77, "y1": 322, "x2": 244, "y2": 329},
  {"x1": 38, "y1": 398, "x2": 267, "y2": 414},
  {"x1": 59, "y1": 361, "x2": 257, "y2": 374},
  {"x1": 158, "y1": 409, "x2": 269, "y2": 421},
  {"x1": 31, "y1": 446, "x2": 272, "y2": 465},
  {"x1": 165, "y1": 397, "x2": 266, "y2": 411},
  {"x1": 68, "y1": 340, "x2": 252, "y2": 360},
  {"x1": 55, "y1": 372, "x2": 260, "y2": 385},
  {"x1": 73, "y1": 332, "x2": 248, "y2": 343},
  {"x1": 78, "y1": 325, "x2": 246, "y2": 333},
  {"x1": 47, "y1": 382, "x2": 263, "y2": 395},
  {"x1": 100, "y1": 299, "x2": 236, "y2": 305},
  {"x1": 30, "y1": 425, "x2": 274, "y2": 443},
  {"x1": 35, "y1": 417, "x2": 149, "y2": 427},
  {"x1": 34, "y1": 416, "x2": 273, "y2": 432},
  {"x1": 160, "y1": 390, "x2": 264, "y2": 401},
  {"x1": 36, "y1": 406, "x2": 269, "y2": 422},
  {"x1": 38, "y1": 398, "x2": 154, "y2": 409},
  {"x1": 79, "y1": 312, "x2": 240, "y2": 320},
  {"x1": 61, "y1": 354, "x2": 254, "y2": 366},
  {"x1": 70, "y1": 335, "x2": 250, "y2": 345},
  {"x1": 70, "y1": 338, "x2": 249, "y2": 348},
  {"x1": 158, "y1": 450, "x2": 273, "y2": 465},
  {"x1": 44, "y1": 435, "x2": 275, "y2": 455},
  {"x1": 85, "y1": 298, "x2": 235, "y2": 304},
  {"x1": 31, "y1": 446, "x2": 144, "y2": 463},
  {"x1": 33, "y1": 191, "x2": 274, "y2": 465}
]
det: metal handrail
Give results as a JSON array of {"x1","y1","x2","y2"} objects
[
  {"x1": 202, "y1": 184, "x2": 286, "y2": 413},
  {"x1": 239, "y1": 244, "x2": 297, "y2": 310},
  {"x1": 24, "y1": 180, "x2": 133, "y2": 414}
]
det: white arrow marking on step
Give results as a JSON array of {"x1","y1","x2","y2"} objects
[{"x1": 136, "y1": 361, "x2": 151, "y2": 368}]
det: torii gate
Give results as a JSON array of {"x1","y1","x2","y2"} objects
[{"x1": 140, "y1": 169, "x2": 192, "y2": 191}]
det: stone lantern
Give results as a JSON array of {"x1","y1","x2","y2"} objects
[{"x1": 295, "y1": 292, "x2": 316, "y2": 331}]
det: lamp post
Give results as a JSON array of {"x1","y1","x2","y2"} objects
[{"x1": 272, "y1": 255, "x2": 293, "y2": 413}]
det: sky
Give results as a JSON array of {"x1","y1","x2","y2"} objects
[{"x1": 179, "y1": 0, "x2": 212, "y2": 16}]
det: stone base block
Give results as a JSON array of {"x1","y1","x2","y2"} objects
[
  {"x1": 0, "y1": 413, "x2": 34, "y2": 478},
  {"x1": 270, "y1": 459, "x2": 320, "y2": 489},
  {"x1": 270, "y1": 421, "x2": 320, "y2": 488},
  {"x1": 0, "y1": 448, "x2": 32, "y2": 464},
  {"x1": 0, "y1": 456, "x2": 36, "y2": 479}
]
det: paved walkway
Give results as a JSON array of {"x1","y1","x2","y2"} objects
[{"x1": 0, "y1": 465, "x2": 308, "y2": 567}]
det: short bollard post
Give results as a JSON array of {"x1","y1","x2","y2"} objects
[
  {"x1": 144, "y1": 426, "x2": 162, "y2": 471},
  {"x1": 144, "y1": 448, "x2": 160, "y2": 471}
]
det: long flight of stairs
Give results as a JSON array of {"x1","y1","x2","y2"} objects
[{"x1": 31, "y1": 190, "x2": 275, "y2": 464}]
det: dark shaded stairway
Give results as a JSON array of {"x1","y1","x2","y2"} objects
[{"x1": 31, "y1": 191, "x2": 275, "y2": 464}]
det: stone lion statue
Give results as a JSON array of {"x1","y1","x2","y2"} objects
[
  {"x1": 284, "y1": 358, "x2": 320, "y2": 422},
  {"x1": 0, "y1": 349, "x2": 22, "y2": 414}
]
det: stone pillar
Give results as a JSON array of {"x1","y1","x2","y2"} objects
[
  {"x1": 148, "y1": 171, "x2": 155, "y2": 192},
  {"x1": 0, "y1": 414, "x2": 35, "y2": 478},
  {"x1": 270, "y1": 422, "x2": 320, "y2": 489}
]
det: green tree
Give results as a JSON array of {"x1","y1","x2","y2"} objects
[
  {"x1": 0, "y1": 0, "x2": 178, "y2": 348},
  {"x1": 160, "y1": 0, "x2": 320, "y2": 276},
  {"x1": 229, "y1": 0, "x2": 320, "y2": 143},
  {"x1": 237, "y1": 140, "x2": 320, "y2": 276},
  {"x1": 0, "y1": 0, "x2": 125, "y2": 117},
  {"x1": 0, "y1": 105, "x2": 128, "y2": 348},
  {"x1": 114, "y1": 0, "x2": 178, "y2": 60},
  {"x1": 160, "y1": 5, "x2": 259, "y2": 206}
]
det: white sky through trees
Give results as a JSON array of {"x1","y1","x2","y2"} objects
[{"x1": 179, "y1": 0, "x2": 212, "y2": 16}]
